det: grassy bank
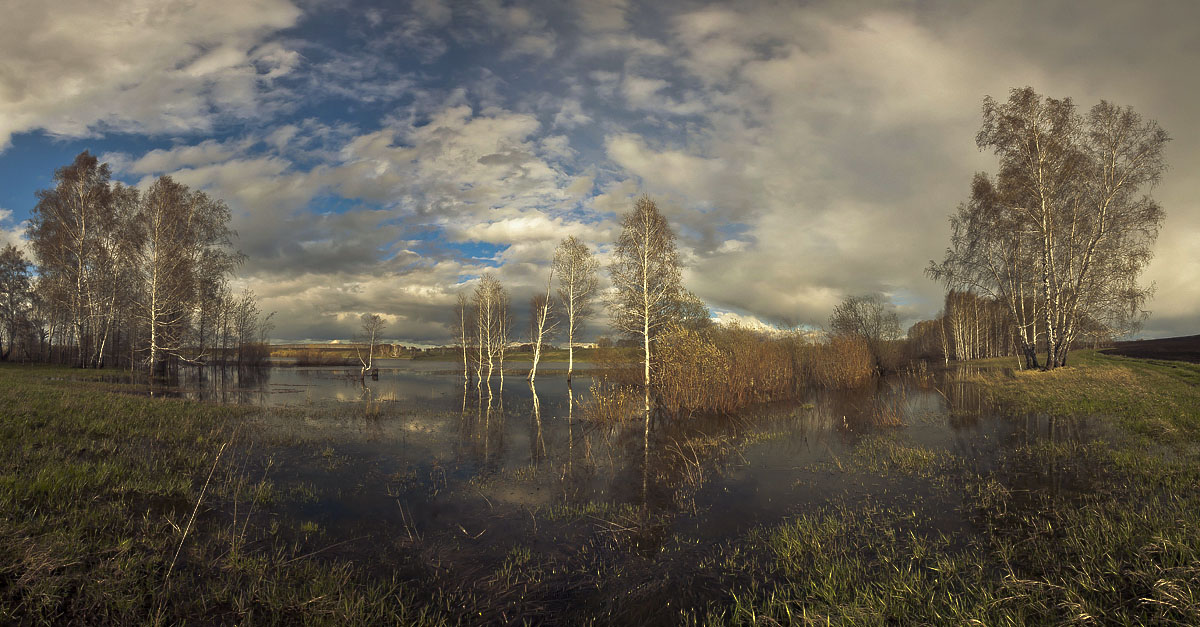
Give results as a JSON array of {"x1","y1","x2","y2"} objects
[
  {"x1": 711, "y1": 350, "x2": 1200, "y2": 624},
  {"x1": 0, "y1": 365, "x2": 449, "y2": 625},
  {"x1": 955, "y1": 349, "x2": 1200, "y2": 440}
]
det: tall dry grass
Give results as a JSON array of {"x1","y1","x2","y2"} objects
[
  {"x1": 650, "y1": 325, "x2": 876, "y2": 416},
  {"x1": 577, "y1": 378, "x2": 642, "y2": 423},
  {"x1": 797, "y1": 334, "x2": 876, "y2": 389}
]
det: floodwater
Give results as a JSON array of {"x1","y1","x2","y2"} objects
[{"x1": 157, "y1": 360, "x2": 1096, "y2": 622}]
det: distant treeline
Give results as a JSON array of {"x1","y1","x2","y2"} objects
[
  {"x1": 0, "y1": 152, "x2": 270, "y2": 371},
  {"x1": 271, "y1": 344, "x2": 459, "y2": 366},
  {"x1": 906, "y1": 290, "x2": 1114, "y2": 366}
]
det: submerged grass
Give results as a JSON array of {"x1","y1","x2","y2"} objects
[
  {"x1": 0, "y1": 364, "x2": 452, "y2": 625},
  {"x1": 708, "y1": 350, "x2": 1200, "y2": 624},
  {"x1": 4, "y1": 348, "x2": 1200, "y2": 624}
]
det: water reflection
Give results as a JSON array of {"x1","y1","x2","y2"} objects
[
  {"x1": 147, "y1": 359, "x2": 590, "y2": 412},
  {"x1": 142, "y1": 361, "x2": 1102, "y2": 576},
  {"x1": 529, "y1": 380, "x2": 545, "y2": 465}
]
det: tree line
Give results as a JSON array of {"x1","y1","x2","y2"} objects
[{"x1": 0, "y1": 152, "x2": 270, "y2": 371}]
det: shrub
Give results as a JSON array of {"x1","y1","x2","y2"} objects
[{"x1": 578, "y1": 378, "x2": 642, "y2": 423}]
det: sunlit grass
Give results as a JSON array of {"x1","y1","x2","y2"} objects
[{"x1": 956, "y1": 349, "x2": 1200, "y2": 440}]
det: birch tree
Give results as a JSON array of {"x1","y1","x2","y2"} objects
[
  {"x1": 931, "y1": 88, "x2": 1167, "y2": 369},
  {"x1": 453, "y1": 293, "x2": 472, "y2": 383},
  {"x1": 473, "y1": 274, "x2": 508, "y2": 385},
  {"x1": 527, "y1": 267, "x2": 557, "y2": 383},
  {"x1": 552, "y1": 236, "x2": 598, "y2": 381},
  {"x1": 356, "y1": 313, "x2": 386, "y2": 379},
  {"x1": 27, "y1": 152, "x2": 117, "y2": 367},
  {"x1": 496, "y1": 288, "x2": 511, "y2": 389},
  {"x1": 128, "y1": 176, "x2": 237, "y2": 373},
  {"x1": 928, "y1": 174, "x2": 1043, "y2": 368},
  {"x1": 610, "y1": 195, "x2": 683, "y2": 418},
  {"x1": 0, "y1": 245, "x2": 32, "y2": 360}
]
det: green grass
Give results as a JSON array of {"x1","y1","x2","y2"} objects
[{"x1": 956, "y1": 349, "x2": 1200, "y2": 440}]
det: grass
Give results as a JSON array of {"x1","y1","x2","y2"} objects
[
  {"x1": 846, "y1": 435, "x2": 955, "y2": 476},
  {"x1": 0, "y1": 364, "x2": 453, "y2": 625},
  {"x1": 707, "y1": 349, "x2": 1200, "y2": 624},
  {"x1": 955, "y1": 349, "x2": 1200, "y2": 440}
]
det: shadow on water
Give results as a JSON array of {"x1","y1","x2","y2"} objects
[{"x1": 142, "y1": 361, "x2": 1104, "y2": 622}]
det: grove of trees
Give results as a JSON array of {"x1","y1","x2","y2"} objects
[
  {"x1": 0, "y1": 152, "x2": 270, "y2": 372},
  {"x1": 929, "y1": 87, "x2": 1168, "y2": 369}
]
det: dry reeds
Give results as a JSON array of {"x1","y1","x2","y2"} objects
[
  {"x1": 650, "y1": 325, "x2": 878, "y2": 416},
  {"x1": 798, "y1": 334, "x2": 876, "y2": 389},
  {"x1": 578, "y1": 378, "x2": 641, "y2": 423}
]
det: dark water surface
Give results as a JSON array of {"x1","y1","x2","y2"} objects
[{"x1": 154, "y1": 361, "x2": 1094, "y2": 621}]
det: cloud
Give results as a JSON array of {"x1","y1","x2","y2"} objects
[
  {"x1": 6, "y1": 0, "x2": 1199, "y2": 342},
  {"x1": 0, "y1": 0, "x2": 303, "y2": 150},
  {"x1": 0, "y1": 208, "x2": 26, "y2": 249},
  {"x1": 574, "y1": 0, "x2": 628, "y2": 32},
  {"x1": 712, "y1": 310, "x2": 788, "y2": 334}
]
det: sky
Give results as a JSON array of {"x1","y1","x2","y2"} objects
[{"x1": 0, "y1": 0, "x2": 1197, "y2": 343}]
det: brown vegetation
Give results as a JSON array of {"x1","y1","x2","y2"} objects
[
  {"x1": 650, "y1": 325, "x2": 875, "y2": 416},
  {"x1": 287, "y1": 349, "x2": 352, "y2": 366},
  {"x1": 577, "y1": 378, "x2": 642, "y2": 423}
]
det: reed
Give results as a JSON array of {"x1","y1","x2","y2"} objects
[
  {"x1": 578, "y1": 378, "x2": 641, "y2": 423},
  {"x1": 650, "y1": 325, "x2": 877, "y2": 416}
]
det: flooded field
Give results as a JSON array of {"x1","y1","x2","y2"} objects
[
  {"x1": 7, "y1": 353, "x2": 1199, "y2": 624},
  {"x1": 136, "y1": 360, "x2": 1108, "y2": 622}
]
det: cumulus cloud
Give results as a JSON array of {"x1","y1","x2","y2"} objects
[
  {"x1": 0, "y1": 0, "x2": 303, "y2": 149},
  {"x1": 0, "y1": 208, "x2": 26, "y2": 249}
]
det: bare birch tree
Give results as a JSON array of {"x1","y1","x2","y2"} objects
[
  {"x1": 0, "y1": 245, "x2": 32, "y2": 361},
  {"x1": 496, "y1": 288, "x2": 511, "y2": 389},
  {"x1": 610, "y1": 195, "x2": 683, "y2": 419},
  {"x1": 127, "y1": 176, "x2": 238, "y2": 373},
  {"x1": 28, "y1": 152, "x2": 117, "y2": 367},
  {"x1": 527, "y1": 266, "x2": 557, "y2": 383},
  {"x1": 453, "y1": 292, "x2": 472, "y2": 383},
  {"x1": 552, "y1": 236, "x2": 599, "y2": 381},
  {"x1": 473, "y1": 274, "x2": 508, "y2": 385},
  {"x1": 928, "y1": 174, "x2": 1043, "y2": 368},
  {"x1": 356, "y1": 313, "x2": 386, "y2": 379}
]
